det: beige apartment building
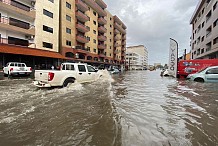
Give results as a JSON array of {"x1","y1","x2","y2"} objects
[
  {"x1": 190, "y1": 0, "x2": 218, "y2": 59},
  {"x1": 60, "y1": 0, "x2": 127, "y2": 66},
  {"x1": 126, "y1": 45, "x2": 148, "y2": 70},
  {"x1": 0, "y1": 0, "x2": 127, "y2": 69}
]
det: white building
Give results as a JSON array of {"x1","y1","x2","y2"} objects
[{"x1": 126, "y1": 45, "x2": 148, "y2": 70}]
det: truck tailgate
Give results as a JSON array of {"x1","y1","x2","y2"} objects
[{"x1": 34, "y1": 70, "x2": 50, "y2": 82}]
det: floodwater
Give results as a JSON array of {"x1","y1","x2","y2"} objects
[{"x1": 0, "y1": 70, "x2": 217, "y2": 146}]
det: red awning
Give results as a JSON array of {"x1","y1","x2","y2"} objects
[{"x1": 0, "y1": 44, "x2": 65, "y2": 59}]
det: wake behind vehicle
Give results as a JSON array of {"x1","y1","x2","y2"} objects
[
  {"x1": 33, "y1": 63, "x2": 102, "y2": 87},
  {"x1": 3, "y1": 62, "x2": 32, "y2": 76},
  {"x1": 187, "y1": 66, "x2": 218, "y2": 83}
]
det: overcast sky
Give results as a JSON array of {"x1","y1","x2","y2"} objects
[{"x1": 104, "y1": 0, "x2": 199, "y2": 65}]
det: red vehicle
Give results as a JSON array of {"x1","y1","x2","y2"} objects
[{"x1": 177, "y1": 59, "x2": 218, "y2": 78}]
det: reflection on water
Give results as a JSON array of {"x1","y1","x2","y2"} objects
[{"x1": 0, "y1": 70, "x2": 217, "y2": 145}]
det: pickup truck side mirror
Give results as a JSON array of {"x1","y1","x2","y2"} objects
[{"x1": 95, "y1": 69, "x2": 98, "y2": 72}]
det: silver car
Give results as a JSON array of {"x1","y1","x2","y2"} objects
[{"x1": 187, "y1": 66, "x2": 218, "y2": 82}]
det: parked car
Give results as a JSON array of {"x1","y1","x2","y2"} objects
[
  {"x1": 33, "y1": 62, "x2": 102, "y2": 88},
  {"x1": 3, "y1": 62, "x2": 32, "y2": 76},
  {"x1": 187, "y1": 66, "x2": 218, "y2": 83}
]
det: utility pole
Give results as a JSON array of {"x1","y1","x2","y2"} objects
[{"x1": 184, "y1": 49, "x2": 186, "y2": 60}]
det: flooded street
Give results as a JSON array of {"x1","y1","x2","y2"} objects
[{"x1": 0, "y1": 71, "x2": 218, "y2": 146}]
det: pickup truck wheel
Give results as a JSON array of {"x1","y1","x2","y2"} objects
[
  {"x1": 194, "y1": 78, "x2": 204, "y2": 82},
  {"x1": 63, "y1": 78, "x2": 75, "y2": 87}
]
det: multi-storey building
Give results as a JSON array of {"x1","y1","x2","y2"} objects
[
  {"x1": 126, "y1": 52, "x2": 145, "y2": 70},
  {"x1": 126, "y1": 45, "x2": 148, "y2": 70},
  {"x1": 0, "y1": 0, "x2": 127, "y2": 69},
  {"x1": 190, "y1": 0, "x2": 218, "y2": 59}
]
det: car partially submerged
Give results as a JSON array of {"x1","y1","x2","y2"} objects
[
  {"x1": 187, "y1": 66, "x2": 218, "y2": 83},
  {"x1": 33, "y1": 63, "x2": 103, "y2": 88}
]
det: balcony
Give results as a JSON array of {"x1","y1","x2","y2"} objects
[
  {"x1": 98, "y1": 26, "x2": 107, "y2": 33},
  {"x1": 122, "y1": 41, "x2": 126, "y2": 45},
  {"x1": 76, "y1": 10, "x2": 90, "y2": 22},
  {"x1": 114, "y1": 23, "x2": 126, "y2": 34},
  {"x1": 98, "y1": 17, "x2": 107, "y2": 25},
  {"x1": 0, "y1": 16, "x2": 35, "y2": 35},
  {"x1": 76, "y1": 0, "x2": 89, "y2": 12},
  {"x1": 98, "y1": 44, "x2": 106, "y2": 49},
  {"x1": 76, "y1": 35, "x2": 89, "y2": 43},
  {"x1": 98, "y1": 53, "x2": 106, "y2": 58},
  {"x1": 98, "y1": 35, "x2": 107, "y2": 41},
  {"x1": 114, "y1": 29, "x2": 119, "y2": 34},
  {"x1": 122, "y1": 35, "x2": 126, "y2": 40},
  {"x1": 75, "y1": 46, "x2": 89, "y2": 54},
  {"x1": 0, "y1": 37, "x2": 29, "y2": 47},
  {"x1": 114, "y1": 36, "x2": 120, "y2": 41},
  {"x1": 84, "y1": 0, "x2": 107, "y2": 16},
  {"x1": 76, "y1": 23, "x2": 90, "y2": 33},
  {"x1": 0, "y1": 0, "x2": 35, "y2": 20},
  {"x1": 95, "y1": 0, "x2": 107, "y2": 9},
  {"x1": 114, "y1": 43, "x2": 120, "y2": 47}
]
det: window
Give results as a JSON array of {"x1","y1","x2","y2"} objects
[
  {"x1": 202, "y1": 21, "x2": 205, "y2": 28},
  {"x1": 66, "y1": 28, "x2": 71, "y2": 34},
  {"x1": 78, "y1": 65, "x2": 86, "y2": 72},
  {"x1": 206, "y1": 68, "x2": 218, "y2": 74},
  {"x1": 43, "y1": 9, "x2": 53, "y2": 18},
  {"x1": 214, "y1": 18, "x2": 218, "y2": 27},
  {"x1": 110, "y1": 32, "x2": 112, "y2": 35},
  {"x1": 93, "y1": 21, "x2": 96, "y2": 25},
  {"x1": 93, "y1": 11, "x2": 97, "y2": 16},
  {"x1": 93, "y1": 30, "x2": 96, "y2": 34},
  {"x1": 94, "y1": 48, "x2": 96, "y2": 52},
  {"x1": 87, "y1": 47, "x2": 90, "y2": 51},
  {"x1": 66, "y1": 15, "x2": 71, "y2": 22},
  {"x1": 201, "y1": 36, "x2": 204, "y2": 42},
  {"x1": 66, "y1": 40, "x2": 71, "y2": 46},
  {"x1": 66, "y1": 64, "x2": 75, "y2": 70},
  {"x1": 43, "y1": 25, "x2": 53, "y2": 33},
  {"x1": 110, "y1": 25, "x2": 112, "y2": 28},
  {"x1": 87, "y1": 66, "x2": 96, "y2": 72},
  {"x1": 93, "y1": 39, "x2": 96, "y2": 43},
  {"x1": 66, "y1": 2, "x2": 71, "y2": 9},
  {"x1": 43, "y1": 42, "x2": 53, "y2": 49},
  {"x1": 87, "y1": 37, "x2": 90, "y2": 41},
  {"x1": 48, "y1": 0, "x2": 54, "y2": 3},
  {"x1": 213, "y1": 1, "x2": 217, "y2": 10},
  {"x1": 213, "y1": 37, "x2": 218, "y2": 45}
]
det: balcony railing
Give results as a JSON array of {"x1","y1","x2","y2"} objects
[
  {"x1": 76, "y1": 35, "x2": 89, "y2": 43},
  {"x1": 76, "y1": 0, "x2": 89, "y2": 12},
  {"x1": 84, "y1": 0, "x2": 107, "y2": 16},
  {"x1": 98, "y1": 44, "x2": 106, "y2": 49},
  {"x1": 98, "y1": 35, "x2": 107, "y2": 41},
  {"x1": 0, "y1": 16, "x2": 35, "y2": 35},
  {"x1": 0, "y1": 0, "x2": 34, "y2": 12},
  {"x1": 76, "y1": 22, "x2": 90, "y2": 33},
  {"x1": 98, "y1": 26, "x2": 107, "y2": 33},
  {"x1": 76, "y1": 10, "x2": 90, "y2": 22},
  {"x1": 114, "y1": 29, "x2": 119, "y2": 34},
  {"x1": 0, "y1": 0, "x2": 36, "y2": 19},
  {"x1": 0, "y1": 37, "x2": 30, "y2": 47},
  {"x1": 114, "y1": 23, "x2": 126, "y2": 34},
  {"x1": 95, "y1": 0, "x2": 107, "y2": 9},
  {"x1": 98, "y1": 17, "x2": 107, "y2": 25}
]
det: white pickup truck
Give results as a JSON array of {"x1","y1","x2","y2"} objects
[
  {"x1": 3, "y1": 62, "x2": 32, "y2": 76},
  {"x1": 33, "y1": 62, "x2": 102, "y2": 87}
]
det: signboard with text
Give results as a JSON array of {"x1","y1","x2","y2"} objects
[{"x1": 168, "y1": 38, "x2": 178, "y2": 78}]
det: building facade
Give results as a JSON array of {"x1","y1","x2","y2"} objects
[
  {"x1": 126, "y1": 45, "x2": 148, "y2": 70},
  {"x1": 0, "y1": 0, "x2": 127, "y2": 69},
  {"x1": 190, "y1": 0, "x2": 218, "y2": 59}
]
